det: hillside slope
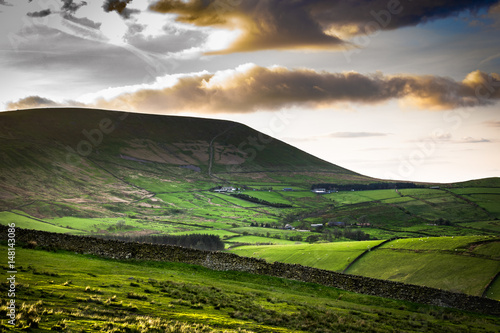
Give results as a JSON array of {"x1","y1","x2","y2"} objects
[{"x1": 0, "y1": 108, "x2": 366, "y2": 211}]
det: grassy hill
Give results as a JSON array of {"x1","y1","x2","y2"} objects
[
  {"x1": 0, "y1": 107, "x2": 368, "y2": 221},
  {"x1": 2, "y1": 245, "x2": 500, "y2": 332}
]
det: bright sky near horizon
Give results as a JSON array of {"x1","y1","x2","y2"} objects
[{"x1": 1, "y1": 0, "x2": 500, "y2": 183}]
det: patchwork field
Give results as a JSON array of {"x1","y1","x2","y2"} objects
[
  {"x1": 345, "y1": 236, "x2": 500, "y2": 299},
  {"x1": 229, "y1": 236, "x2": 500, "y2": 300}
]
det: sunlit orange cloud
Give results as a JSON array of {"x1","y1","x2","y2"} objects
[
  {"x1": 9, "y1": 65, "x2": 498, "y2": 113},
  {"x1": 149, "y1": 0, "x2": 500, "y2": 54}
]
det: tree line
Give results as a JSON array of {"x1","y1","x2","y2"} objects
[
  {"x1": 311, "y1": 182, "x2": 423, "y2": 192},
  {"x1": 97, "y1": 233, "x2": 225, "y2": 251},
  {"x1": 231, "y1": 193, "x2": 293, "y2": 208}
]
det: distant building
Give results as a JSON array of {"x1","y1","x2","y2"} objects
[
  {"x1": 283, "y1": 188, "x2": 293, "y2": 191},
  {"x1": 312, "y1": 188, "x2": 327, "y2": 194},
  {"x1": 213, "y1": 186, "x2": 237, "y2": 193},
  {"x1": 429, "y1": 186, "x2": 440, "y2": 189},
  {"x1": 284, "y1": 224, "x2": 294, "y2": 230},
  {"x1": 311, "y1": 224, "x2": 323, "y2": 228}
]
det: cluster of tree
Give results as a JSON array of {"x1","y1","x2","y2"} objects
[
  {"x1": 97, "y1": 234, "x2": 225, "y2": 251},
  {"x1": 231, "y1": 193, "x2": 292, "y2": 208},
  {"x1": 342, "y1": 229, "x2": 371, "y2": 241},
  {"x1": 434, "y1": 217, "x2": 452, "y2": 226},
  {"x1": 311, "y1": 182, "x2": 423, "y2": 192},
  {"x1": 281, "y1": 209, "x2": 329, "y2": 224},
  {"x1": 106, "y1": 220, "x2": 134, "y2": 232},
  {"x1": 320, "y1": 228, "x2": 370, "y2": 241},
  {"x1": 249, "y1": 222, "x2": 278, "y2": 228}
]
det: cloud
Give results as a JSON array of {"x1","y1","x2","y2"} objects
[
  {"x1": 460, "y1": 137, "x2": 491, "y2": 143},
  {"x1": 63, "y1": 13, "x2": 102, "y2": 30},
  {"x1": 0, "y1": 0, "x2": 12, "y2": 6},
  {"x1": 103, "y1": 0, "x2": 140, "y2": 19},
  {"x1": 283, "y1": 131, "x2": 389, "y2": 142},
  {"x1": 7, "y1": 96, "x2": 60, "y2": 109},
  {"x1": 26, "y1": 0, "x2": 88, "y2": 18},
  {"x1": 6, "y1": 96, "x2": 83, "y2": 109},
  {"x1": 90, "y1": 65, "x2": 500, "y2": 113},
  {"x1": 149, "y1": 0, "x2": 500, "y2": 53},
  {"x1": 61, "y1": 0, "x2": 88, "y2": 14},
  {"x1": 484, "y1": 120, "x2": 500, "y2": 127},
  {"x1": 328, "y1": 132, "x2": 388, "y2": 138},
  {"x1": 27, "y1": 9, "x2": 52, "y2": 17},
  {"x1": 8, "y1": 65, "x2": 500, "y2": 113}
]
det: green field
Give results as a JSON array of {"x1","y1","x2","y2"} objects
[
  {"x1": 345, "y1": 236, "x2": 500, "y2": 299},
  {"x1": 457, "y1": 220, "x2": 500, "y2": 233},
  {"x1": 0, "y1": 212, "x2": 81, "y2": 234},
  {"x1": 378, "y1": 236, "x2": 496, "y2": 251},
  {"x1": 2, "y1": 245, "x2": 499, "y2": 332},
  {"x1": 229, "y1": 240, "x2": 383, "y2": 272},
  {"x1": 451, "y1": 188, "x2": 500, "y2": 195}
]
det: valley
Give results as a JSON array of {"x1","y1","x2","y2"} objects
[{"x1": 1, "y1": 108, "x2": 499, "y2": 330}]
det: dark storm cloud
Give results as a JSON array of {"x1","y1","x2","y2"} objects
[
  {"x1": 27, "y1": 9, "x2": 52, "y2": 17},
  {"x1": 149, "y1": 0, "x2": 500, "y2": 53},
  {"x1": 102, "y1": 0, "x2": 140, "y2": 19},
  {"x1": 0, "y1": 0, "x2": 13, "y2": 6},
  {"x1": 312, "y1": 0, "x2": 500, "y2": 32},
  {"x1": 26, "y1": 0, "x2": 87, "y2": 19}
]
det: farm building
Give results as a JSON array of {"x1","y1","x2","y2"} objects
[
  {"x1": 311, "y1": 188, "x2": 327, "y2": 194},
  {"x1": 213, "y1": 187, "x2": 237, "y2": 193}
]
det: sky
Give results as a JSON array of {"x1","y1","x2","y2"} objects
[{"x1": 1, "y1": 0, "x2": 500, "y2": 183}]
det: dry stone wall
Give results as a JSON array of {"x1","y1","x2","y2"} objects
[{"x1": 2, "y1": 226, "x2": 499, "y2": 316}]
